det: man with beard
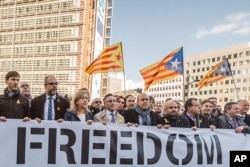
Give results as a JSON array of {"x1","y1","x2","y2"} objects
[
  {"x1": 154, "y1": 101, "x2": 162, "y2": 118},
  {"x1": 30, "y1": 75, "x2": 69, "y2": 122},
  {"x1": 157, "y1": 101, "x2": 178, "y2": 127}
]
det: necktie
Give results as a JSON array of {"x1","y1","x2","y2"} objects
[
  {"x1": 142, "y1": 115, "x2": 149, "y2": 125},
  {"x1": 48, "y1": 97, "x2": 53, "y2": 120},
  {"x1": 232, "y1": 118, "x2": 238, "y2": 128},
  {"x1": 110, "y1": 113, "x2": 116, "y2": 123}
]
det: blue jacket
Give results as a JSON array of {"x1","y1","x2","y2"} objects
[{"x1": 64, "y1": 111, "x2": 93, "y2": 122}]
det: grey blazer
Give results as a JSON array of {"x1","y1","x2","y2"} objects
[
  {"x1": 94, "y1": 110, "x2": 125, "y2": 124},
  {"x1": 217, "y1": 114, "x2": 250, "y2": 133}
]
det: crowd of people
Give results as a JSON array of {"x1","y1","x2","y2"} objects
[{"x1": 0, "y1": 71, "x2": 250, "y2": 134}]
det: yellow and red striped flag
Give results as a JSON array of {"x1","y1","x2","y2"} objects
[
  {"x1": 140, "y1": 47, "x2": 183, "y2": 90},
  {"x1": 198, "y1": 58, "x2": 232, "y2": 90},
  {"x1": 85, "y1": 42, "x2": 124, "y2": 75}
]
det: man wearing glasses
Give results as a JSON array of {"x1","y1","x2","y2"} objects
[
  {"x1": 30, "y1": 75, "x2": 69, "y2": 122},
  {"x1": 20, "y1": 82, "x2": 32, "y2": 108},
  {"x1": 94, "y1": 93, "x2": 125, "y2": 124}
]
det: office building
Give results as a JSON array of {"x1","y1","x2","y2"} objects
[{"x1": 0, "y1": 0, "x2": 113, "y2": 97}]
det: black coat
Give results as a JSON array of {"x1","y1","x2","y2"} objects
[
  {"x1": 123, "y1": 108, "x2": 158, "y2": 126},
  {"x1": 30, "y1": 93, "x2": 69, "y2": 120},
  {"x1": 64, "y1": 111, "x2": 93, "y2": 121},
  {"x1": 0, "y1": 88, "x2": 29, "y2": 118}
]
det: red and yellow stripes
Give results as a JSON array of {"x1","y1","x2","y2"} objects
[
  {"x1": 140, "y1": 47, "x2": 182, "y2": 90},
  {"x1": 85, "y1": 42, "x2": 124, "y2": 75},
  {"x1": 198, "y1": 59, "x2": 228, "y2": 90}
]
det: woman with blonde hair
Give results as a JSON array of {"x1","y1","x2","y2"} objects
[{"x1": 64, "y1": 90, "x2": 93, "y2": 124}]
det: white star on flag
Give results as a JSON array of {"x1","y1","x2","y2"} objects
[
  {"x1": 170, "y1": 58, "x2": 181, "y2": 69},
  {"x1": 218, "y1": 66, "x2": 226, "y2": 73}
]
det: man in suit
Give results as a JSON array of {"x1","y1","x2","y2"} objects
[
  {"x1": 217, "y1": 102, "x2": 250, "y2": 134},
  {"x1": 237, "y1": 99, "x2": 250, "y2": 126},
  {"x1": 176, "y1": 98, "x2": 201, "y2": 128},
  {"x1": 94, "y1": 93, "x2": 125, "y2": 124},
  {"x1": 30, "y1": 75, "x2": 69, "y2": 122},
  {"x1": 123, "y1": 93, "x2": 158, "y2": 126}
]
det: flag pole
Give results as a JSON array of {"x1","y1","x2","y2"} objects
[
  {"x1": 120, "y1": 42, "x2": 126, "y2": 97},
  {"x1": 226, "y1": 58, "x2": 239, "y2": 100},
  {"x1": 181, "y1": 47, "x2": 186, "y2": 102}
]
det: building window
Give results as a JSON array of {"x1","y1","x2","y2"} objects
[
  {"x1": 224, "y1": 97, "x2": 228, "y2": 102},
  {"x1": 246, "y1": 51, "x2": 250, "y2": 56},
  {"x1": 234, "y1": 54, "x2": 237, "y2": 58}
]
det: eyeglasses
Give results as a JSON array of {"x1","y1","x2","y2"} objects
[
  {"x1": 140, "y1": 98, "x2": 148, "y2": 101},
  {"x1": 94, "y1": 101, "x2": 102, "y2": 104},
  {"x1": 106, "y1": 99, "x2": 116, "y2": 103},
  {"x1": 20, "y1": 84, "x2": 29, "y2": 88},
  {"x1": 128, "y1": 100, "x2": 135, "y2": 103},
  {"x1": 47, "y1": 82, "x2": 58, "y2": 86},
  {"x1": 118, "y1": 101, "x2": 125, "y2": 104}
]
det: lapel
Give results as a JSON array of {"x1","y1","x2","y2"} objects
[
  {"x1": 54, "y1": 95, "x2": 61, "y2": 114},
  {"x1": 99, "y1": 110, "x2": 110, "y2": 122},
  {"x1": 115, "y1": 113, "x2": 124, "y2": 123},
  {"x1": 225, "y1": 115, "x2": 234, "y2": 128}
]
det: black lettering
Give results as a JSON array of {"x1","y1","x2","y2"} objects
[
  {"x1": 194, "y1": 135, "x2": 203, "y2": 164},
  {"x1": 120, "y1": 131, "x2": 133, "y2": 165},
  {"x1": 60, "y1": 129, "x2": 76, "y2": 164},
  {"x1": 166, "y1": 134, "x2": 179, "y2": 165},
  {"x1": 137, "y1": 132, "x2": 144, "y2": 164},
  {"x1": 179, "y1": 134, "x2": 193, "y2": 165},
  {"x1": 30, "y1": 128, "x2": 45, "y2": 149},
  {"x1": 81, "y1": 130, "x2": 90, "y2": 164},
  {"x1": 213, "y1": 135, "x2": 222, "y2": 164},
  {"x1": 48, "y1": 128, "x2": 57, "y2": 164},
  {"x1": 92, "y1": 130, "x2": 106, "y2": 164},
  {"x1": 16, "y1": 127, "x2": 26, "y2": 164},
  {"x1": 147, "y1": 132, "x2": 161, "y2": 164},
  {"x1": 109, "y1": 131, "x2": 117, "y2": 164},
  {"x1": 201, "y1": 136, "x2": 214, "y2": 164}
]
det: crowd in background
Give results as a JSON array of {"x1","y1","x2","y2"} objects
[{"x1": 0, "y1": 71, "x2": 250, "y2": 135}]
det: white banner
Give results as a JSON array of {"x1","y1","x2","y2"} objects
[{"x1": 0, "y1": 119, "x2": 249, "y2": 167}]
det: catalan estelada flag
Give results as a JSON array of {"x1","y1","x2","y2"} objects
[
  {"x1": 140, "y1": 47, "x2": 183, "y2": 90},
  {"x1": 198, "y1": 58, "x2": 232, "y2": 90},
  {"x1": 85, "y1": 42, "x2": 124, "y2": 75}
]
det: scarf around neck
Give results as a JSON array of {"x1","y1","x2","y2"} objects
[{"x1": 135, "y1": 105, "x2": 151, "y2": 125}]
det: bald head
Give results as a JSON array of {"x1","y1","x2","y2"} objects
[
  {"x1": 137, "y1": 93, "x2": 149, "y2": 111},
  {"x1": 237, "y1": 99, "x2": 249, "y2": 115},
  {"x1": 163, "y1": 101, "x2": 178, "y2": 118}
]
